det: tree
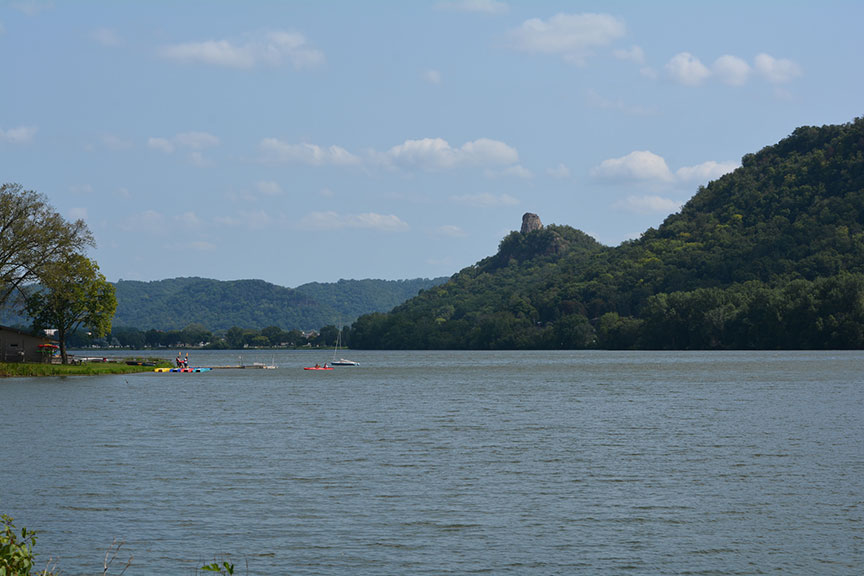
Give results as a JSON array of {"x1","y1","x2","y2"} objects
[
  {"x1": 0, "y1": 183, "x2": 94, "y2": 309},
  {"x1": 25, "y1": 254, "x2": 117, "y2": 364}
]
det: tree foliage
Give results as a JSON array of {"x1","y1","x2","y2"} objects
[
  {"x1": 26, "y1": 254, "x2": 117, "y2": 363},
  {"x1": 352, "y1": 117, "x2": 864, "y2": 350},
  {"x1": 0, "y1": 183, "x2": 93, "y2": 309},
  {"x1": 108, "y1": 276, "x2": 447, "y2": 332}
]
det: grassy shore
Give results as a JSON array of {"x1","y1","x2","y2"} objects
[{"x1": 0, "y1": 360, "x2": 171, "y2": 377}]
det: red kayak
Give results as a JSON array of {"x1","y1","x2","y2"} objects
[{"x1": 304, "y1": 365, "x2": 333, "y2": 370}]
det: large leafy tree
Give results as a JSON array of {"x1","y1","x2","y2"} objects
[
  {"x1": 25, "y1": 254, "x2": 117, "y2": 364},
  {"x1": 0, "y1": 183, "x2": 94, "y2": 310}
]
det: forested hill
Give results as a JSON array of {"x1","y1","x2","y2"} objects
[
  {"x1": 351, "y1": 117, "x2": 864, "y2": 350},
  {"x1": 111, "y1": 276, "x2": 447, "y2": 331}
]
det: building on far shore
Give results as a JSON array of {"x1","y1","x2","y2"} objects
[{"x1": 0, "y1": 325, "x2": 57, "y2": 363}]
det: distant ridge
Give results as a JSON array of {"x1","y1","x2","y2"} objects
[
  {"x1": 1, "y1": 276, "x2": 448, "y2": 332},
  {"x1": 112, "y1": 276, "x2": 448, "y2": 331}
]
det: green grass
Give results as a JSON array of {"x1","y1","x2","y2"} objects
[{"x1": 0, "y1": 360, "x2": 171, "y2": 377}]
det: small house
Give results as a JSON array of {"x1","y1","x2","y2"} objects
[{"x1": 0, "y1": 325, "x2": 57, "y2": 363}]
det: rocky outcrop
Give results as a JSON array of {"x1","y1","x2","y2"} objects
[{"x1": 521, "y1": 213, "x2": 543, "y2": 234}]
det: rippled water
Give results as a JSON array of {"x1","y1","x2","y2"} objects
[{"x1": 1, "y1": 350, "x2": 862, "y2": 575}]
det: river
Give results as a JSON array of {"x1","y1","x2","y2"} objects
[{"x1": 1, "y1": 350, "x2": 862, "y2": 575}]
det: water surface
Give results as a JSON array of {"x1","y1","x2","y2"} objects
[{"x1": 1, "y1": 350, "x2": 862, "y2": 574}]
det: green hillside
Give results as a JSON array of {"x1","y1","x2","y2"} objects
[
  {"x1": 110, "y1": 276, "x2": 447, "y2": 331},
  {"x1": 351, "y1": 117, "x2": 864, "y2": 350}
]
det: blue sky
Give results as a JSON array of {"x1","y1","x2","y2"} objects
[{"x1": 2, "y1": 1, "x2": 862, "y2": 288}]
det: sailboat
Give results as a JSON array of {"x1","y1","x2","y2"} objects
[{"x1": 330, "y1": 327, "x2": 359, "y2": 366}]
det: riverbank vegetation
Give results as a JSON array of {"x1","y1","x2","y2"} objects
[{"x1": 0, "y1": 359, "x2": 170, "y2": 377}]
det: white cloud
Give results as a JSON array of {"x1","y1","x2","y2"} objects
[
  {"x1": 754, "y1": 53, "x2": 802, "y2": 84},
  {"x1": 676, "y1": 160, "x2": 739, "y2": 183},
  {"x1": 436, "y1": 0, "x2": 508, "y2": 14},
  {"x1": 613, "y1": 45, "x2": 644, "y2": 64},
  {"x1": 147, "y1": 137, "x2": 174, "y2": 153},
  {"x1": 174, "y1": 211, "x2": 201, "y2": 227},
  {"x1": 486, "y1": 164, "x2": 533, "y2": 179},
  {"x1": 712, "y1": 55, "x2": 751, "y2": 86},
  {"x1": 510, "y1": 12, "x2": 626, "y2": 65},
  {"x1": 68, "y1": 207, "x2": 88, "y2": 220},
  {"x1": 592, "y1": 150, "x2": 674, "y2": 182},
  {"x1": 423, "y1": 68, "x2": 442, "y2": 85},
  {"x1": 258, "y1": 136, "x2": 521, "y2": 175},
  {"x1": 175, "y1": 131, "x2": 220, "y2": 149},
  {"x1": 159, "y1": 30, "x2": 324, "y2": 69},
  {"x1": 148, "y1": 131, "x2": 220, "y2": 163},
  {"x1": 665, "y1": 52, "x2": 711, "y2": 86},
  {"x1": 259, "y1": 139, "x2": 361, "y2": 166},
  {"x1": 119, "y1": 210, "x2": 167, "y2": 233},
  {"x1": 300, "y1": 211, "x2": 409, "y2": 232},
  {"x1": 0, "y1": 125, "x2": 38, "y2": 143},
  {"x1": 70, "y1": 184, "x2": 94, "y2": 195},
  {"x1": 435, "y1": 225, "x2": 468, "y2": 238},
  {"x1": 90, "y1": 27, "x2": 121, "y2": 47},
  {"x1": 256, "y1": 181, "x2": 283, "y2": 196},
  {"x1": 450, "y1": 192, "x2": 519, "y2": 207},
  {"x1": 614, "y1": 195, "x2": 683, "y2": 214},
  {"x1": 594, "y1": 152, "x2": 738, "y2": 187},
  {"x1": 547, "y1": 163, "x2": 571, "y2": 179},
  {"x1": 214, "y1": 210, "x2": 273, "y2": 229},
  {"x1": 385, "y1": 137, "x2": 518, "y2": 170},
  {"x1": 101, "y1": 133, "x2": 133, "y2": 150},
  {"x1": 12, "y1": 1, "x2": 52, "y2": 16}
]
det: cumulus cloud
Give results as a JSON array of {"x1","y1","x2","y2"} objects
[
  {"x1": 486, "y1": 164, "x2": 533, "y2": 179},
  {"x1": 676, "y1": 160, "x2": 739, "y2": 183},
  {"x1": 436, "y1": 0, "x2": 508, "y2": 14},
  {"x1": 423, "y1": 68, "x2": 442, "y2": 85},
  {"x1": 68, "y1": 207, "x2": 88, "y2": 220},
  {"x1": 214, "y1": 210, "x2": 273, "y2": 229},
  {"x1": 450, "y1": 192, "x2": 519, "y2": 207},
  {"x1": 435, "y1": 224, "x2": 468, "y2": 238},
  {"x1": 384, "y1": 137, "x2": 519, "y2": 171},
  {"x1": 592, "y1": 150, "x2": 674, "y2": 182},
  {"x1": 754, "y1": 53, "x2": 802, "y2": 84},
  {"x1": 510, "y1": 12, "x2": 626, "y2": 65},
  {"x1": 256, "y1": 181, "x2": 283, "y2": 196},
  {"x1": 100, "y1": 133, "x2": 133, "y2": 150},
  {"x1": 594, "y1": 151, "x2": 738, "y2": 188},
  {"x1": 712, "y1": 54, "x2": 751, "y2": 86},
  {"x1": 547, "y1": 163, "x2": 571, "y2": 179},
  {"x1": 300, "y1": 211, "x2": 409, "y2": 232},
  {"x1": 159, "y1": 30, "x2": 324, "y2": 69},
  {"x1": 614, "y1": 195, "x2": 683, "y2": 214},
  {"x1": 259, "y1": 136, "x2": 522, "y2": 175},
  {"x1": 613, "y1": 45, "x2": 645, "y2": 64},
  {"x1": 665, "y1": 52, "x2": 711, "y2": 86},
  {"x1": 148, "y1": 131, "x2": 220, "y2": 153},
  {"x1": 0, "y1": 125, "x2": 38, "y2": 143},
  {"x1": 259, "y1": 139, "x2": 361, "y2": 166},
  {"x1": 664, "y1": 52, "x2": 800, "y2": 88},
  {"x1": 12, "y1": 1, "x2": 52, "y2": 16},
  {"x1": 90, "y1": 27, "x2": 121, "y2": 47},
  {"x1": 119, "y1": 210, "x2": 168, "y2": 233},
  {"x1": 148, "y1": 131, "x2": 220, "y2": 165}
]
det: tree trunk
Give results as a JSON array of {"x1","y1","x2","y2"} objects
[{"x1": 58, "y1": 328, "x2": 69, "y2": 364}]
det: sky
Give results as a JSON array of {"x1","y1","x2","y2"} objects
[{"x1": 2, "y1": 1, "x2": 862, "y2": 288}]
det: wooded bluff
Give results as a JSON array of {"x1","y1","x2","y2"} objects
[{"x1": 351, "y1": 118, "x2": 864, "y2": 350}]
